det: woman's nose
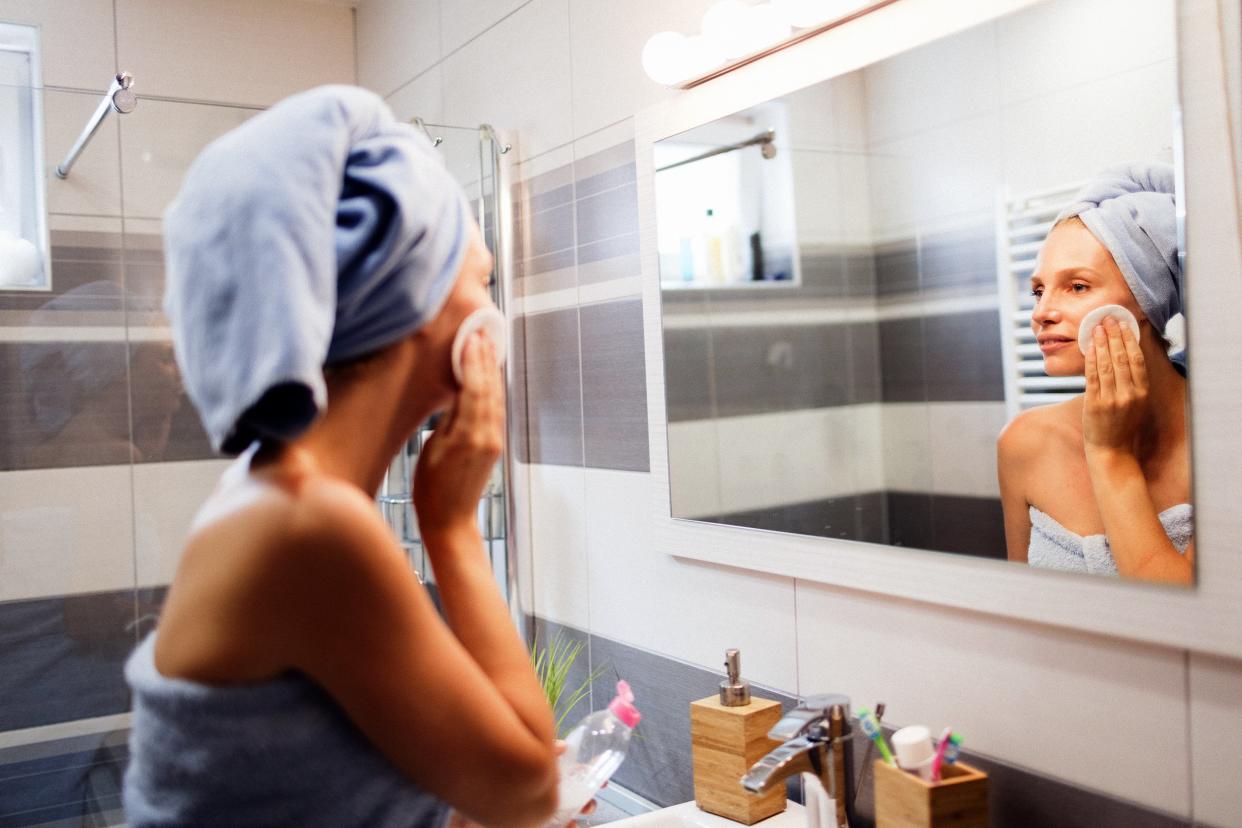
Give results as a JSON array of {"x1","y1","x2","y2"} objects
[{"x1": 1031, "y1": 295, "x2": 1061, "y2": 326}]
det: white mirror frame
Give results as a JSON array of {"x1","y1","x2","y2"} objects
[{"x1": 637, "y1": 0, "x2": 1242, "y2": 658}]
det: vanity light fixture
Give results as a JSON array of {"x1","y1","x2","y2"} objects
[{"x1": 642, "y1": 0, "x2": 896, "y2": 88}]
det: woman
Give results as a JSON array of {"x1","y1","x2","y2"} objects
[
  {"x1": 997, "y1": 163, "x2": 1193, "y2": 585},
  {"x1": 124, "y1": 86, "x2": 568, "y2": 826}
]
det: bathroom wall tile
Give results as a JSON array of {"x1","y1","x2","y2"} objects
[
  {"x1": 883, "y1": 491, "x2": 934, "y2": 551},
  {"x1": 574, "y1": 154, "x2": 635, "y2": 202},
  {"x1": 127, "y1": 340, "x2": 214, "y2": 464},
  {"x1": 438, "y1": 0, "x2": 529, "y2": 56},
  {"x1": 1188, "y1": 653, "x2": 1242, "y2": 827},
  {"x1": 583, "y1": 467, "x2": 799, "y2": 692},
  {"x1": 519, "y1": 202, "x2": 575, "y2": 261},
  {"x1": 920, "y1": 309, "x2": 1006, "y2": 402},
  {"x1": 660, "y1": 327, "x2": 714, "y2": 423},
  {"x1": 996, "y1": 0, "x2": 1175, "y2": 108},
  {"x1": 574, "y1": 184, "x2": 638, "y2": 248},
  {"x1": 666, "y1": 419, "x2": 721, "y2": 519},
  {"x1": 579, "y1": 299, "x2": 649, "y2": 473},
  {"x1": 132, "y1": 460, "x2": 229, "y2": 588},
  {"x1": 441, "y1": 0, "x2": 572, "y2": 162},
  {"x1": 794, "y1": 583, "x2": 1191, "y2": 814},
  {"x1": 861, "y1": 18, "x2": 999, "y2": 146},
  {"x1": 916, "y1": 222, "x2": 997, "y2": 294},
  {"x1": 873, "y1": 238, "x2": 920, "y2": 298},
  {"x1": 1000, "y1": 60, "x2": 1178, "y2": 198},
  {"x1": 115, "y1": 0, "x2": 355, "y2": 107},
  {"x1": 515, "y1": 260, "x2": 577, "y2": 295},
  {"x1": 509, "y1": 316, "x2": 532, "y2": 464},
  {"x1": 0, "y1": 465, "x2": 135, "y2": 600},
  {"x1": 0, "y1": 1, "x2": 117, "y2": 90},
  {"x1": 0, "y1": 590, "x2": 136, "y2": 732},
  {"x1": 710, "y1": 324, "x2": 852, "y2": 417},
  {"x1": 384, "y1": 64, "x2": 444, "y2": 124},
  {"x1": 566, "y1": 0, "x2": 717, "y2": 139},
  {"x1": 586, "y1": 628, "x2": 799, "y2": 809},
  {"x1": 0, "y1": 230, "x2": 123, "y2": 315},
  {"x1": 43, "y1": 88, "x2": 123, "y2": 218},
  {"x1": 929, "y1": 494, "x2": 1006, "y2": 559},
  {"x1": 118, "y1": 99, "x2": 255, "y2": 219},
  {"x1": 576, "y1": 233, "x2": 639, "y2": 272},
  {"x1": 877, "y1": 317, "x2": 927, "y2": 402},
  {"x1": 0, "y1": 728, "x2": 128, "y2": 827},
  {"x1": 848, "y1": 321, "x2": 882, "y2": 405},
  {"x1": 879, "y1": 402, "x2": 933, "y2": 493},
  {"x1": 928, "y1": 401, "x2": 1008, "y2": 499},
  {"x1": 528, "y1": 463, "x2": 589, "y2": 628},
  {"x1": 357, "y1": 0, "x2": 441, "y2": 98},
  {"x1": 712, "y1": 492, "x2": 888, "y2": 545},
  {"x1": 519, "y1": 308, "x2": 584, "y2": 467},
  {"x1": 797, "y1": 248, "x2": 851, "y2": 298}
]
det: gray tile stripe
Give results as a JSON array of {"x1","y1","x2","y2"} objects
[{"x1": 532, "y1": 615, "x2": 1193, "y2": 827}]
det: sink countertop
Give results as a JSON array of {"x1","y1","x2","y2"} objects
[{"x1": 608, "y1": 800, "x2": 806, "y2": 827}]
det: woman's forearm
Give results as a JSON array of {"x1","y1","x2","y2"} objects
[
  {"x1": 1086, "y1": 449, "x2": 1192, "y2": 584},
  {"x1": 423, "y1": 524, "x2": 556, "y2": 745}
]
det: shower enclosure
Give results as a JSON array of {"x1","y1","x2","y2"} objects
[{"x1": 0, "y1": 59, "x2": 522, "y2": 822}]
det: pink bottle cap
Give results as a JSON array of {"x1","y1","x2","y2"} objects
[{"x1": 608, "y1": 680, "x2": 641, "y2": 728}]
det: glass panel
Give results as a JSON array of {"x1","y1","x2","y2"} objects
[{"x1": 0, "y1": 26, "x2": 50, "y2": 290}]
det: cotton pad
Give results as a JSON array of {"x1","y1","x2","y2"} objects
[
  {"x1": 451, "y1": 306, "x2": 507, "y2": 384},
  {"x1": 1078, "y1": 304, "x2": 1140, "y2": 356}
]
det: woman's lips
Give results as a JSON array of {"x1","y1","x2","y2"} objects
[{"x1": 1039, "y1": 338, "x2": 1073, "y2": 353}]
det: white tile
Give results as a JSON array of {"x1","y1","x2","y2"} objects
[
  {"x1": 516, "y1": 142, "x2": 574, "y2": 183},
  {"x1": 115, "y1": 0, "x2": 355, "y2": 108},
  {"x1": 996, "y1": 0, "x2": 1176, "y2": 107},
  {"x1": 567, "y1": 0, "x2": 717, "y2": 140},
  {"x1": 795, "y1": 582, "x2": 1191, "y2": 814},
  {"x1": 584, "y1": 468, "x2": 798, "y2": 690},
  {"x1": 666, "y1": 420, "x2": 721, "y2": 519},
  {"x1": 572, "y1": 118, "x2": 634, "y2": 163},
  {"x1": 357, "y1": 0, "x2": 440, "y2": 98},
  {"x1": 0, "y1": 0, "x2": 116, "y2": 90},
  {"x1": 132, "y1": 459, "x2": 230, "y2": 587},
  {"x1": 1189, "y1": 652, "x2": 1242, "y2": 826},
  {"x1": 385, "y1": 64, "x2": 443, "y2": 124},
  {"x1": 119, "y1": 99, "x2": 255, "y2": 219},
  {"x1": 1000, "y1": 60, "x2": 1178, "y2": 198},
  {"x1": 880, "y1": 402, "x2": 933, "y2": 492},
  {"x1": 928, "y1": 402, "x2": 1007, "y2": 499},
  {"x1": 44, "y1": 88, "x2": 122, "y2": 216},
  {"x1": 441, "y1": 0, "x2": 573, "y2": 162},
  {"x1": 861, "y1": 19, "x2": 1000, "y2": 145},
  {"x1": 0, "y1": 465, "x2": 135, "y2": 601},
  {"x1": 791, "y1": 150, "x2": 845, "y2": 246},
  {"x1": 528, "y1": 462, "x2": 590, "y2": 628},
  {"x1": 439, "y1": 0, "x2": 528, "y2": 55}
]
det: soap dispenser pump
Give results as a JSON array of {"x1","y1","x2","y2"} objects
[{"x1": 690, "y1": 649, "x2": 786, "y2": 824}]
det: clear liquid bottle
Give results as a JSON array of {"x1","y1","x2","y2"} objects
[{"x1": 545, "y1": 681, "x2": 641, "y2": 827}]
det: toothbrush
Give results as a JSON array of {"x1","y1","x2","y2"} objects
[
  {"x1": 944, "y1": 732, "x2": 963, "y2": 764},
  {"x1": 856, "y1": 707, "x2": 895, "y2": 765},
  {"x1": 930, "y1": 727, "x2": 952, "y2": 782}
]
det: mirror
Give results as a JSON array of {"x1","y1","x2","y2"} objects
[{"x1": 656, "y1": 0, "x2": 1194, "y2": 584}]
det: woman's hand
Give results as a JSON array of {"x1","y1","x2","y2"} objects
[
  {"x1": 413, "y1": 332, "x2": 505, "y2": 539},
  {"x1": 1082, "y1": 316, "x2": 1148, "y2": 456}
]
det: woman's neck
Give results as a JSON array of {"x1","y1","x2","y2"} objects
[{"x1": 1135, "y1": 334, "x2": 1187, "y2": 459}]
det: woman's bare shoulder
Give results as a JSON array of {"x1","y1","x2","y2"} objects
[{"x1": 997, "y1": 397, "x2": 1080, "y2": 459}]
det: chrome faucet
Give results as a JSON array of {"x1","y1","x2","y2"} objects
[{"x1": 741, "y1": 695, "x2": 854, "y2": 827}]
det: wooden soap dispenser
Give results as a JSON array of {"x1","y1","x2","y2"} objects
[{"x1": 690, "y1": 649, "x2": 786, "y2": 824}]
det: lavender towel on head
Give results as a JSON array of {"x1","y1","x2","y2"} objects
[
  {"x1": 1055, "y1": 162, "x2": 1185, "y2": 370},
  {"x1": 163, "y1": 85, "x2": 472, "y2": 455}
]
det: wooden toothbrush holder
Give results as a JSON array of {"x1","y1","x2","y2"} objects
[{"x1": 873, "y1": 759, "x2": 989, "y2": 828}]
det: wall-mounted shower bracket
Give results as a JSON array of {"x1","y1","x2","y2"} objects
[{"x1": 56, "y1": 72, "x2": 137, "y2": 179}]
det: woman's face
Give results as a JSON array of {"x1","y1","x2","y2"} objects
[{"x1": 1030, "y1": 219, "x2": 1145, "y2": 377}]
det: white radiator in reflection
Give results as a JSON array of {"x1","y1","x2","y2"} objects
[{"x1": 995, "y1": 183, "x2": 1085, "y2": 420}]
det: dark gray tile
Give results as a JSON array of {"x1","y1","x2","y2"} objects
[
  {"x1": 921, "y1": 309, "x2": 1006, "y2": 402},
  {"x1": 930, "y1": 494, "x2": 1006, "y2": 560},
  {"x1": 520, "y1": 309, "x2": 584, "y2": 467},
  {"x1": 661, "y1": 327, "x2": 715, "y2": 423},
  {"x1": 845, "y1": 253, "x2": 878, "y2": 299},
  {"x1": 575, "y1": 185, "x2": 639, "y2": 247},
  {"x1": 580, "y1": 299, "x2": 649, "y2": 472},
  {"x1": 517, "y1": 248, "x2": 576, "y2": 282},
  {"x1": 799, "y1": 249, "x2": 850, "y2": 297},
  {"x1": 0, "y1": 257, "x2": 125, "y2": 315},
  {"x1": 0, "y1": 728, "x2": 128, "y2": 827},
  {"x1": 577, "y1": 232, "x2": 639, "y2": 267},
  {"x1": 517, "y1": 201, "x2": 575, "y2": 260},
  {"x1": 578, "y1": 252, "x2": 640, "y2": 286},
  {"x1": 574, "y1": 141, "x2": 635, "y2": 182},
  {"x1": 848, "y1": 321, "x2": 882, "y2": 405},
  {"x1": 878, "y1": 317, "x2": 928, "y2": 403},
  {"x1": 575, "y1": 162, "x2": 637, "y2": 200},
  {"x1": 510, "y1": 315, "x2": 532, "y2": 464},
  {"x1": 128, "y1": 340, "x2": 214, "y2": 463},
  {"x1": 885, "y1": 491, "x2": 934, "y2": 550},
  {"x1": 586, "y1": 632, "x2": 799, "y2": 809},
  {"x1": 874, "y1": 238, "x2": 919, "y2": 297},
  {"x1": 712, "y1": 493, "x2": 888, "y2": 544},
  {"x1": 711, "y1": 324, "x2": 852, "y2": 417},
  {"x1": 0, "y1": 590, "x2": 139, "y2": 733}
]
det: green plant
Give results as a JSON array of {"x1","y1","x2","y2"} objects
[{"x1": 530, "y1": 629, "x2": 606, "y2": 736}]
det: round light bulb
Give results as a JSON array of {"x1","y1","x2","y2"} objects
[
  {"x1": 682, "y1": 34, "x2": 727, "y2": 79},
  {"x1": 771, "y1": 0, "x2": 863, "y2": 28},
  {"x1": 744, "y1": 3, "x2": 792, "y2": 52},
  {"x1": 642, "y1": 31, "x2": 689, "y2": 86}
]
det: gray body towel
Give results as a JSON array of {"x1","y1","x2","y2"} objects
[
  {"x1": 1027, "y1": 503, "x2": 1193, "y2": 575},
  {"x1": 124, "y1": 634, "x2": 450, "y2": 827}
]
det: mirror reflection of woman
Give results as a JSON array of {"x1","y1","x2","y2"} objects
[{"x1": 998, "y1": 164, "x2": 1192, "y2": 585}]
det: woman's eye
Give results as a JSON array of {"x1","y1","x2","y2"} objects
[
  {"x1": 1030, "y1": 288, "x2": 1043, "y2": 298},
  {"x1": 1072, "y1": 283, "x2": 1088, "y2": 292}
]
